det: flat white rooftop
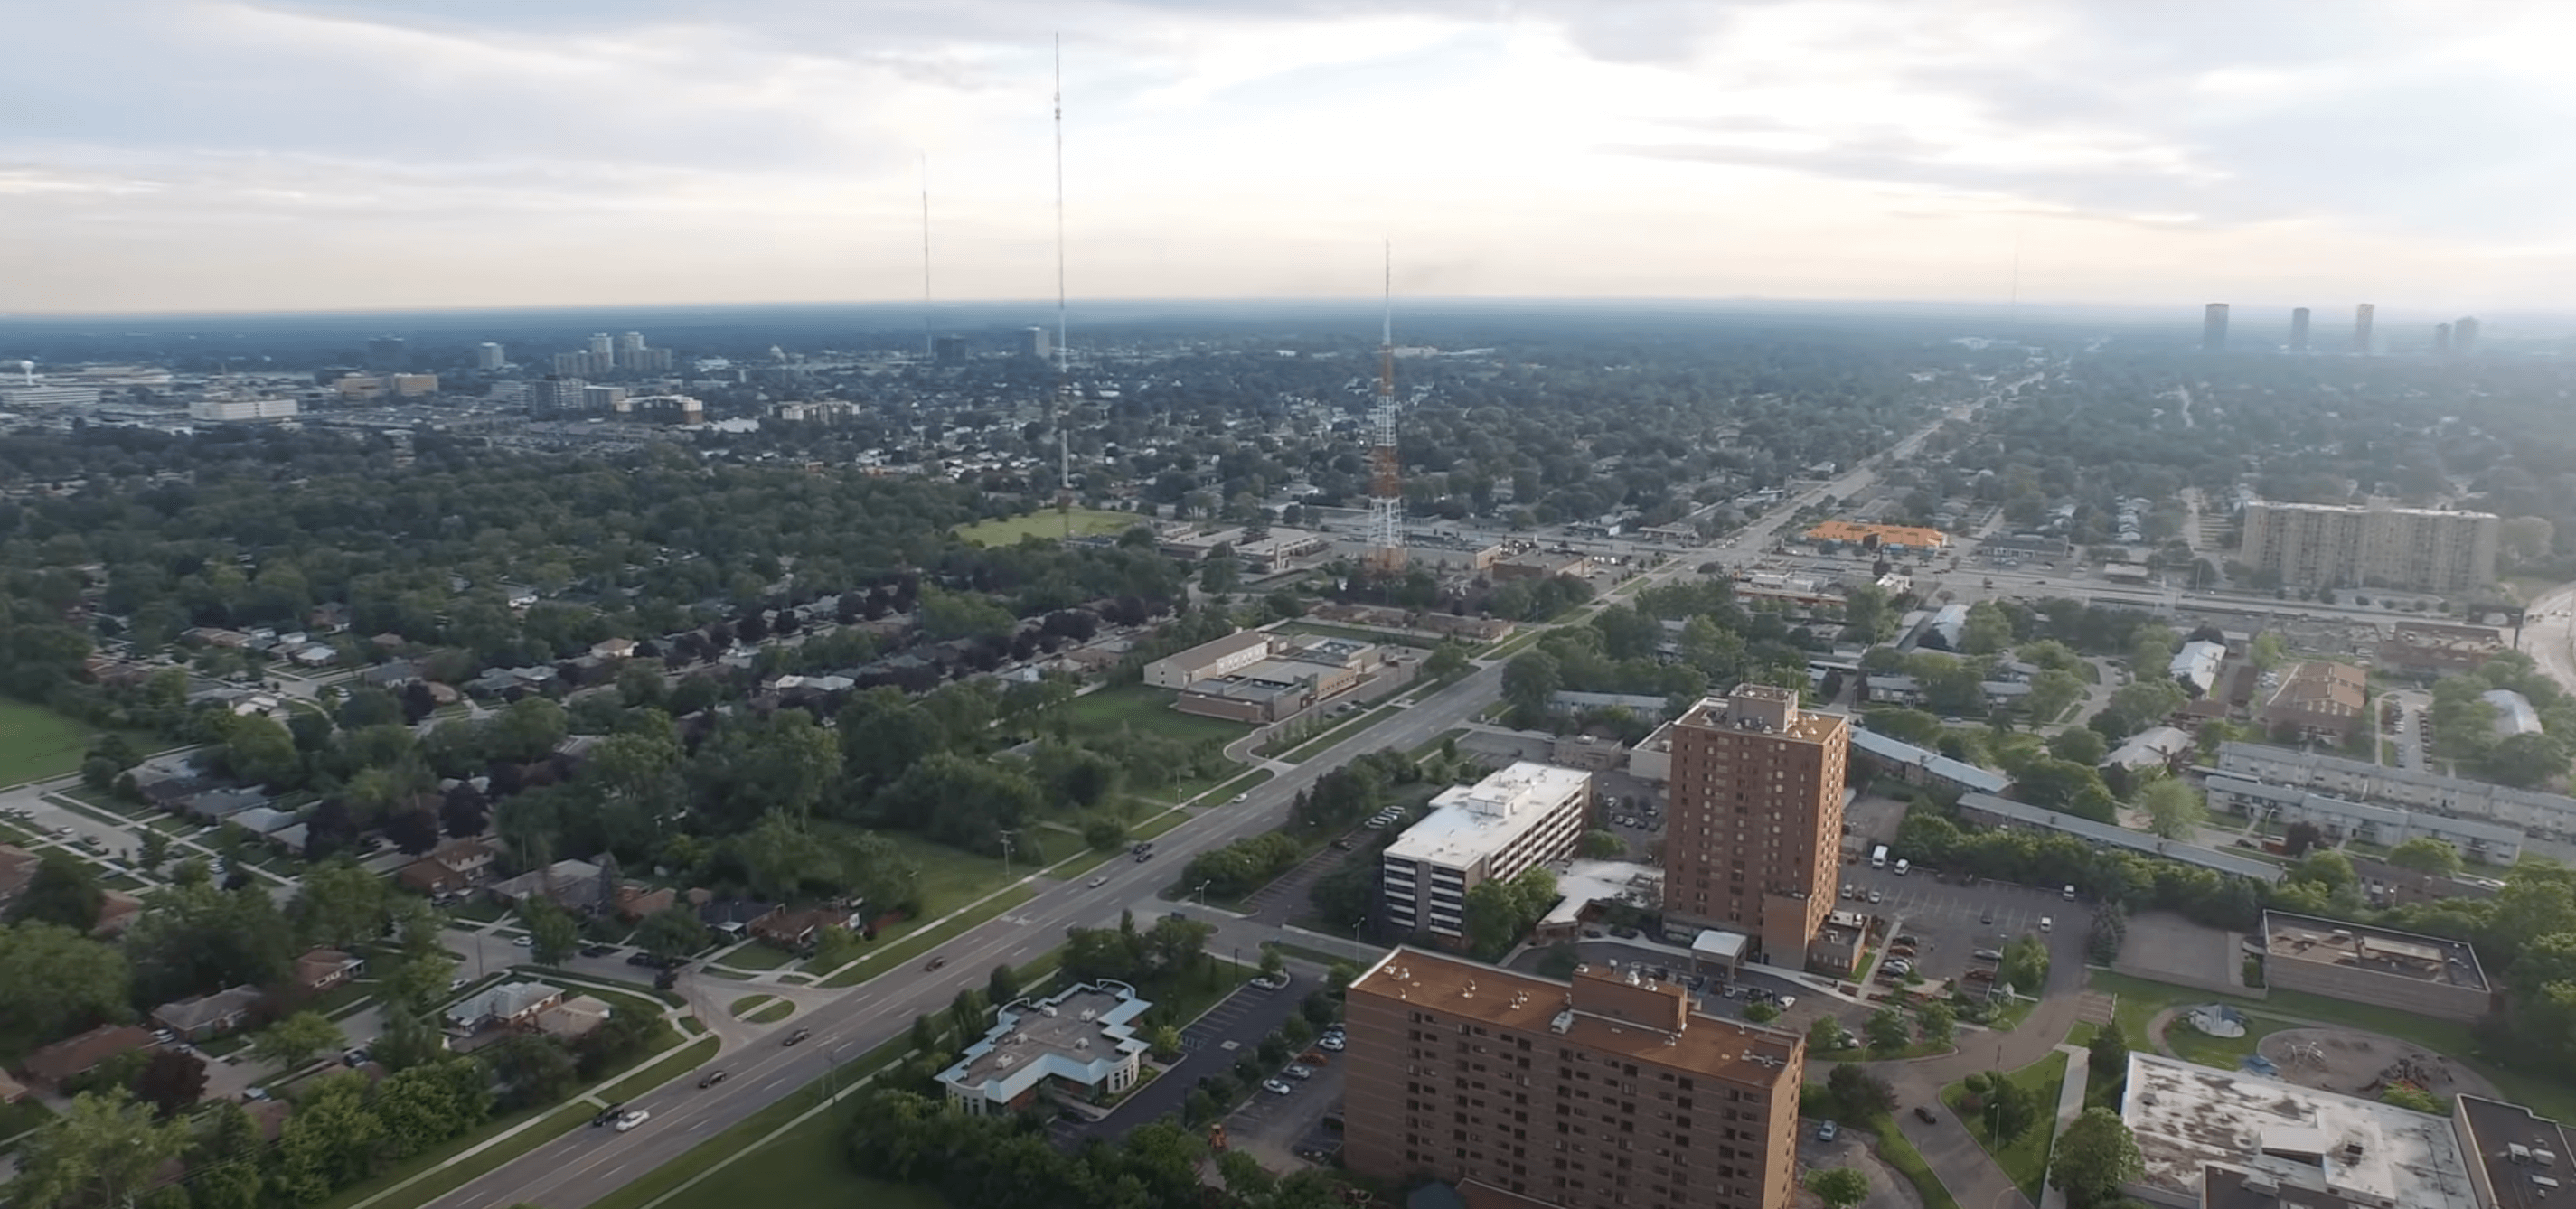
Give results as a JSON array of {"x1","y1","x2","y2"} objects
[
  {"x1": 2123, "y1": 1053, "x2": 2480, "y2": 1209},
  {"x1": 1540, "y1": 858, "x2": 1661, "y2": 929},
  {"x1": 1386, "y1": 762, "x2": 1590, "y2": 871}
]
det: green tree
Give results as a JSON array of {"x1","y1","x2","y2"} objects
[
  {"x1": 1960, "y1": 601, "x2": 2015, "y2": 655},
  {"x1": 1743, "y1": 1000, "x2": 1781, "y2": 1024},
  {"x1": 2045, "y1": 726, "x2": 2107, "y2": 767},
  {"x1": 219, "y1": 714, "x2": 302, "y2": 788},
  {"x1": 988, "y1": 962, "x2": 1023, "y2": 1006},
  {"x1": 1968, "y1": 1069, "x2": 2038, "y2": 1143},
  {"x1": 12, "y1": 850, "x2": 104, "y2": 930},
  {"x1": 1808, "y1": 1015, "x2": 1848, "y2": 1054},
  {"x1": 0, "y1": 921, "x2": 132, "y2": 1041},
  {"x1": 6, "y1": 1088, "x2": 193, "y2": 1209},
  {"x1": 250, "y1": 1010, "x2": 344, "y2": 1073},
  {"x1": 1828, "y1": 1064, "x2": 1895, "y2": 1117},
  {"x1": 269, "y1": 1072, "x2": 382, "y2": 1201},
  {"x1": 293, "y1": 858, "x2": 390, "y2": 950},
  {"x1": 2051, "y1": 1107, "x2": 2144, "y2": 1209},
  {"x1": 521, "y1": 896, "x2": 580, "y2": 968},
  {"x1": 1918, "y1": 1000, "x2": 1957, "y2": 1047},
  {"x1": 1806, "y1": 1168, "x2": 1870, "y2": 1209},
  {"x1": 1578, "y1": 829, "x2": 1625, "y2": 858},
  {"x1": 2026, "y1": 668, "x2": 2087, "y2": 724},
  {"x1": 487, "y1": 697, "x2": 570, "y2": 764},
  {"x1": 1866, "y1": 1007, "x2": 1913, "y2": 1053},
  {"x1": 1424, "y1": 642, "x2": 1471, "y2": 679},
  {"x1": 2138, "y1": 778, "x2": 2208, "y2": 840},
  {"x1": 2001, "y1": 933, "x2": 2052, "y2": 993},
  {"x1": 635, "y1": 904, "x2": 711, "y2": 961},
  {"x1": 2289, "y1": 849, "x2": 2357, "y2": 893},
  {"x1": 2386, "y1": 837, "x2": 2465, "y2": 877}
]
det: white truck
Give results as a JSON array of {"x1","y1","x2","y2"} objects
[{"x1": 1870, "y1": 845, "x2": 1888, "y2": 870}]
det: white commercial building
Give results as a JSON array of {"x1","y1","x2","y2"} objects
[
  {"x1": 936, "y1": 981, "x2": 1152, "y2": 1116},
  {"x1": 189, "y1": 396, "x2": 299, "y2": 422},
  {"x1": 1382, "y1": 762, "x2": 1591, "y2": 942},
  {"x1": 1141, "y1": 630, "x2": 1272, "y2": 689}
]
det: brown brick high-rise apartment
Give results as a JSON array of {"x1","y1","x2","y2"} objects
[
  {"x1": 1660, "y1": 685, "x2": 1848, "y2": 963},
  {"x1": 1344, "y1": 948, "x2": 1804, "y2": 1209}
]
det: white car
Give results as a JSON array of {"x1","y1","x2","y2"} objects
[
  {"x1": 1230, "y1": 793, "x2": 1248, "y2": 804},
  {"x1": 1086, "y1": 876, "x2": 1109, "y2": 889},
  {"x1": 1262, "y1": 1079, "x2": 1294, "y2": 1095},
  {"x1": 1252, "y1": 973, "x2": 1291, "y2": 990},
  {"x1": 1283, "y1": 1064, "x2": 1314, "y2": 1080},
  {"x1": 512, "y1": 935, "x2": 533, "y2": 948},
  {"x1": 1317, "y1": 1036, "x2": 1346, "y2": 1052},
  {"x1": 614, "y1": 1109, "x2": 650, "y2": 1132}
]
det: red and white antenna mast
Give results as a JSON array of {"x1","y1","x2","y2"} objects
[{"x1": 1368, "y1": 241, "x2": 1405, "y2": 574}]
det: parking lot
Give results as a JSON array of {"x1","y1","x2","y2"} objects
[
  {"x1": 1222, "y1": 1040, "x2": 1346, "y2": 1168},
  {"x1": 1842, "y1": 863, "x2": 2085, "y2": 990},
  {"x1": 1056, "y1": 970, "x2": 1315, "y2": 1145}
]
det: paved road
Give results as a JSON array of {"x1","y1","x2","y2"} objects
[{"x1": 423, "y1": 660, "x2": 1507, "y2": 1209}]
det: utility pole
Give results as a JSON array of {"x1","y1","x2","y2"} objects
[{"x1": 998, "y1": 829, "x2": 1019, "y2": 881}]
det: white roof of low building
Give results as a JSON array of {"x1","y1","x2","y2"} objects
[
  {"x1": 2123, "y1": 1053, "x2": 2480, "y2": 1209},
  {"x1": 1387, "y1": 762, "x2": 1591, "y2": 872},
  {"x1": 2104, "y1": 725, "x2": 2197, "y2": 771},
  {"x1": 1848, "y1": 726, "x2": 2011, "y2": 792},
  {"x1": 1690, "y1": 930, "x2": 1748, "y2": 960},
  {"x1": 1539, "y1": 858, "x2": 1662, "y2": 930},
  {"x1": 2482, "y1": 689, "x2": 2543, "y2": 737},
  {"x1": 2171, "y1": 640, "x2": 2227, "y2": 693}
]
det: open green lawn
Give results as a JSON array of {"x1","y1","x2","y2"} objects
[
  {"x1": 0, "y1": 699, "x2": 104, "y2": 787},
  {"x1": 729, "y1": 995, "x2": 776, "y2": 1017},
  {"x1": 597, "y1": 1036, "x2": 725, "y2": 1104},
  {"x1": 653, "y1": 1097, "x2": 948, "y2": 1209},
  {"x1": 955, "y1": 507, "x2": 1147, "y2": 547},
  {"x1": 746, "y1": 1000, "x2": 795, "y2": 1025},
  {"x1": 1054, "y1": 684, "x2": 1250, "y2": 745},
  {"x1": 864, "y1": 829, "x2": 1021, "y2": 913},
  {"x1": 714, "y1": 943, "x2": 798, "y2": 971},
  {"x1": 1274, "y1": 704, "x2": 1398, "y2": 763},
  {"x1": 1941, "y1": 1050, "x2": 2069, "y2": 1201}
]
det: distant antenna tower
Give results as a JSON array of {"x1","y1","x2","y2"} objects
[
  {"x1": 1367, "y1": 241, "x2": 1406, "y2": 574},
  {"x1": 919, "y1": 154, "x2": 934, "y2": 363},
  {"x1": 1053, "y1": 34, "x2": 1074, "y2": 539}
]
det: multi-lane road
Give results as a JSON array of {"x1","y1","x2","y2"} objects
[{"x1": 426, "y1": 661, "x2": 1505, "y2": 1209}]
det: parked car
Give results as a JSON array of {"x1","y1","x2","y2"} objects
[
  {"x1": 1816, "y1": 1120, "x2": 1839, "y2": 1142},
  {"x1": 626, "y1": 953, "x2": 654, "y2": 966},
  {"x1": 512, "y1": 935, "x2": 533, "y2": 948},
  {"x1": 1913, "y1": 1107, "x2": 1938, "y2": 1125},
  {"x1": 1965, "y1": 969, "x2": 1995, "y2": 982},
  {"x1": 1284, "y1": 1064, "x2": 1314, "y2": 1080},
  {"x1": 1317, "y1": 1036, "x2": 1345, "y2": 1052},
  {"x1": 1866, "y1": 889, "x2": 1882, "y2": 904},
  {"x1": 615, "y1": 1109, "x2": 651, "y2": 1132},
  {"x1": 1893, "y1": 934, "x2": 1919, "y2": 946},
  {"x1": 2039, "y1": 916, "x2": 2053, "y2": 933},
  {"x1": 1972, "y1": 948, "x2": 2003, "y2": 961},
  {"x1": 1262, "y1": 1078, "x2": 1294, "y2": 1095},
  {"x1": 1252, "y1": 973, "x2": 1291, "y2": 990},
  {"x1": 579, "y1": 944, "x2": 613, "y2": 958}
]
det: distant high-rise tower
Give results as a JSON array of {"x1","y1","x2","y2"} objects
[
  {"x1": 2433, "y1": 323, "x2": 2453, "y2": 355},
  {"x1": 617, "y1": 331, "x2": 646, "y2": 362},
  {"x1": 366, "y1": 336, "x2": 406, "y2": 371},
  {"x1": 475, "y1": 342, "x2": 505, "y2": 370},
  {"x1": 2355, "y1": 304, "x2": 2376, "y2": 354},
  {"x1": 1020, "y1": 326, "x2": 1051, "y2": 361},
  {"x1": 2289, "y1": 308, "x2": 2311, "y2": 352},
  {"x1": 2202, "y1": 303, "x2": 2230, "y2": 352},
  {"x1": 933, "y1": 335, "x2": 967, "y2": 367},
  {"x1": 2455, "y1": 316, "x2": 2480, "y2": 355},
  {"x1": 588, "y1": 333, "x2": 616, "y2": 361}
]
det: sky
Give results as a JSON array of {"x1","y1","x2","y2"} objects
[{"x1": 5, "y1": 0, "x2": 2575, "y2": 314}]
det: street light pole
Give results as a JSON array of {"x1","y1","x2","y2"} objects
[{"x1": 998, "y1": 829, "x2": 1017, "y2": 881}]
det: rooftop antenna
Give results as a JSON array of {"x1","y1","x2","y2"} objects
[
  {"x1": 1367, "y1": 240, "x2": 1405, "y2": 575},
  {"x1": 919, "y1": 154, "x2": 934, "y2": 364},
  {"x1": 1054, "y1": 33, "x2": 1074, "y2": 539}
]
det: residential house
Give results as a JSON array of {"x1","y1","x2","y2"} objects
[
  {"x1": 697, "y1": 897, "x2": 776, "y2": 939},
  {"x1": 611, "y1": 885, "x2": 676, "y2": 923},
  {"x1": 94, "y1": 890, "x2": 143, "y2": 937},
  {"x1": 397, "y1": 838, "x2": 502, "y2": 896},
  {"x1": 359, "y1": 661, "x2": 419, "y2": 689},
  {"x1": 295, "y1": 950, "x2": 366, "y2": 993},
  {"x1": 588, "y1": 638, "x2": 637, "y2": 661},
  {"x1": 20, "y1": 1025, "x2": 153, "y2": 1089},
  {"x1": 533, "y1": 996, "x2": 613, "y2": 1040},
  {"x1": 484, "y1": 858, "x2": 609, "y2": 913},
  {"x1": 747, "y1": 903, "x2": 860, "y2": 950},
  {"x1": 446, "y1": 981, "x2": 564, "y2": 1032},
  {"x1": 175, "y1": 786, "x2": 271, "y2": 823},
  {"x1": 151, "y1": 986, "x2": 264, "y2": 1041}
]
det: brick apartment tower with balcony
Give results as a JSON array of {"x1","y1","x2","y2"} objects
[
  {"x1": 1660, "y1": 684, "x2": 1849, "y2": 964},
  {"x1": 1344, "y1": 947, "x2": 1805, "y2": 1209}
]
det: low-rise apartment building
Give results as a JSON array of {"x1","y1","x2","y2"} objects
[
  {"x1": 2261, "y1": 911, "x2": 2494, "y2": 1023},
  {"x1": 2217, "y1": 743, "x2": 2576, "y2": 839},
  {"x1": 1383, "y1": 763, "x2": 1590, "y2": 943},
  {"x1": 2205, "y1": 776, "x2": 2523, "y2": 865}
]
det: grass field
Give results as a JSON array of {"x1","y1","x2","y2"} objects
[
  {"x1": 1941, "y1": 1050, "x2": 2069, "y2": 1201},
  {"x1": 1054, "y1": 684, "x2": 1250, "y2": 745},
  {"x1": 746, "y1": 1000, "x2": 795, "y2": 1025},
  {"x1": 0, "y1": 700, "x2": 107, "y2": 787},
  {"x1": 821, "y1": 885, "x2": 1038, "y2": 988},
  {"x1": 729, "y1": 995, "x2": 775, "y2": 1017},
  {"x1": 955, "y1": 508, "x2": 1145, "y2": 547},
  {"x1": 818, "y1": 826, "x2": 1020, "y2": 919}
]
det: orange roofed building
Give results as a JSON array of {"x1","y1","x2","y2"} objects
[{"x1": 1801, "y1": 520, "x2": 1947, "y2": 550}]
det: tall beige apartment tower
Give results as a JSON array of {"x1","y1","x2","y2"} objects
[
  {"x1": 2239, "y1": 499, "x2": 2499, "y2": 593},
  {"x1": 1344, "y1": 948, "x2": 1804, "y2": 1209},
  {"x1": 1660, "y1": 685, "x2": 1848, "y2": 964}
]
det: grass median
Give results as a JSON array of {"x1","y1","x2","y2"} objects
[
  {"x1": 597, "y1": 1036, "x2": 723, "y2": 1105},
  {"x1": 1940, "y1": 1050, "x2": 2068, "y2": 1201}
]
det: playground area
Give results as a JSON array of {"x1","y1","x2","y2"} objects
[{"x1": 2254, "y1": 1026, "x2": 2502, "y2": 1102}]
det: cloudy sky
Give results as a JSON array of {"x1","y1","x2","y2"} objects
[{"x1": 5, "y1": 0, "x2": 2573, "y2": 314}]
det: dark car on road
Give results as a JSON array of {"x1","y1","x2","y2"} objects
[
  {"x1": 699, "y1": 1070, "x2": 727, "y2": 1088},
  {"x1": 783, "y1": 1027, "x2": 812, "y2": 1046},
  {"x1": 591, "y1": 1101, "x2": 625, "y2": 1127},
  {"x1": 1914, "y1": 1106, "x2": 1938, "y2": 1125},
  {"x1": 579, "y1": 944, "x2": 613, "y2": 958}
]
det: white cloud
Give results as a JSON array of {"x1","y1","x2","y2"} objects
[{"x1": 2, "y1": 0, "x2": 2570, "y2": 312}]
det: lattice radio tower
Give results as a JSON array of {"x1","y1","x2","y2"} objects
[
  {"x1": 1052, "y1": 34, "x2": 1075, "y2": 539},
  {"x1": 1368, "y1": 242, "x2": 1406, "y2": 574}
]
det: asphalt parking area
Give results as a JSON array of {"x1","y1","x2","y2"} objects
[
  {"x1": 1224, "y1": 1047, "x2": 1345, "y2": 1161},
  {"x1": 1845, "y1": 867, "x2": 2082, "y2": 989},
  {"x1": 1057, "y1": 976, "x2": 1312, "y2": 1145}
]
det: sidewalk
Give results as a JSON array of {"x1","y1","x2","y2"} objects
[{"x1": 2037, "y1": 1044, "x2": 2092, "y2": 1209}]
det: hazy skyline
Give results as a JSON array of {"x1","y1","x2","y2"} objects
[{"x1": 6, "y1": 0, "x2": 2572, "y2": 314}]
